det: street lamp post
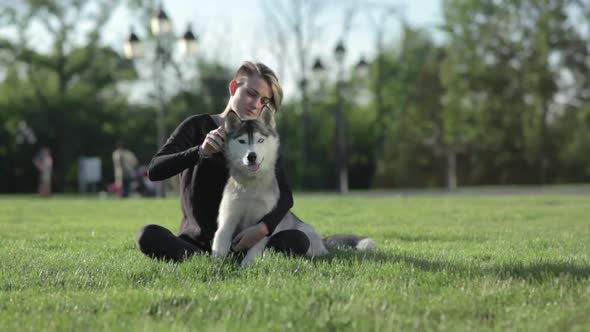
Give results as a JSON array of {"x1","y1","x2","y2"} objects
[
  {"x1": 311, "y1": 42, "x2": 370, "y2": 193},
  {"x1": 333, "y1": 40, "x2": 348, "y2": 194},
  {"x1": 124, "y1": 5, "x2": 198, "y2": 197},
  {"x1": 355, "y1": 56, "x2": 370, "y2": 79},
  {"x1": 311, "y1": 40, "x2": 350, "y2": 194}
]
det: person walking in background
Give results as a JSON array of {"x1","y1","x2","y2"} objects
[
  {"x1": 33, "y1": 146, "x2": 53, "y2": 197},
  {"x1": 112, "y1": 141, "x2": 138, "y2": 198}
]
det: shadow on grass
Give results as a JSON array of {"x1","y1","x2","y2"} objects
[
  {"x1": 493, "y1": 262, "x2": 590, "y2": 280},
  {"x1": 316, "y1": 249, "x2": 590, "y2": 281},
  {"x1": 129, "y1": 246, "x2": 590, "y2": 283},
  {"x1": 395, "y1": 233, "x2": 488, "y2": 243},
  {"x1": 147, "y1": 296, "x2": 194, "y2": 318}
]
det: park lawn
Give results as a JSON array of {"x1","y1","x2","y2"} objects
[{"x1": 0, "y1": 194, "x2": 589, "y2": 331}]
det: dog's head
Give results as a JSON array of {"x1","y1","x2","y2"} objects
[{"x1": 223, "y1": 106, "x2": 279, "y2": 178}]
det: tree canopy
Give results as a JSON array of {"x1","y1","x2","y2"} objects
[{"x1": 1, "y1": 0, "x2": 590, "y2": 193}]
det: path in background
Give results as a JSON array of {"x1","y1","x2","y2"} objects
[{"x1": 298, "y1": 184, "x2": 590, "y2": 197}]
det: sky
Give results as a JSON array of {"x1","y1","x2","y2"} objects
[
  {"x1": 105, "y1": 0, "x2": 443, "y2": 100},
  {"x1": 104, "y1": 0, "x2": 443, "y2": 62},
  {"x1": 1, "y1": 0, "x2": 443, "y2": 101}
]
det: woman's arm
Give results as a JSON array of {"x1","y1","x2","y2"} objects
[
  {"x1": 258, "y1": 156, "x2": 294, "y2": 234},
  {"x1": 148, "y1": 116, "x2": 203, "y2": 181}
]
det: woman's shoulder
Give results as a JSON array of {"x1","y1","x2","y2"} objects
[
  {"x1": 183, "y1": 113, "x2": 214, "y2": 123},
  {"x1": 178, "y1": 113, "x2": 216, "y2": 129}
]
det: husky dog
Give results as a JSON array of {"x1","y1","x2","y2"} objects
[{"x1": 212, "y1": 107, "x2": 374, "y2": 266}]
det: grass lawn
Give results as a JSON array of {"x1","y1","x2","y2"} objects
[{"x1": 0, "y1": 193, "x2": 589, "y2": 331}]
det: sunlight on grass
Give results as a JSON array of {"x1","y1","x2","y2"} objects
[{"x1": 1, "y1": 194, "x2": 589, "y2": 331}]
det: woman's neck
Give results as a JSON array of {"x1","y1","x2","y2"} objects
[{"x1": 213, "y1": 106, "x2": 233, "y2": 126}]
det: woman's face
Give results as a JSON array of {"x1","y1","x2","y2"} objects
[{"x1": 229, "y1": 75, "x2": 273, "y2": 120}]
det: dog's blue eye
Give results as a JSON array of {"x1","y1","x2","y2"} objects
[
  {"x1": 257, "y1": 138, "x2": 264, "y2": 143},
  {"x1": 238, "y1": 139, "x2": 246, "y2": 144}
]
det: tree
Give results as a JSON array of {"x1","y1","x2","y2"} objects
[
  {"x1": 262, "y1": 0, "x2": 330, "y2": 187},
  {"x1": 441, "y1": 0, "x2": 590, "y2": 185},
  {"x1": 555, "y1": 0, "x2": 590, "y2": 182},
  {"x1": 0, "y1": 0, "x2": 137, "y2": 191},
  {"x1": 373, "y1": 26, "x2": 447, "y2": 188}
]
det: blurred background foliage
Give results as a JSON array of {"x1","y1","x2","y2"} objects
[{"x1": 1, "y1": 0, "x2": 590, "y2": 192}]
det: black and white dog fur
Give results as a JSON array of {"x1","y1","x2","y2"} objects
[{"x1": 211, "y1": 107, "x2": 374, "y2": 267}]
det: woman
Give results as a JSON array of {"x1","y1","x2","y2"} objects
[{"x1": 136, "y1": 61, "x2": 310, "y2": 262}]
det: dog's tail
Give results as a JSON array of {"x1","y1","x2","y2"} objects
[{"x1": 322, "y1": 234, "x2": 376, "y2": 251}]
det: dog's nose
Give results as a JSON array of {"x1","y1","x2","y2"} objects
[{"x1": 247, "y1": 152, "x2": 257, "y2": 163}]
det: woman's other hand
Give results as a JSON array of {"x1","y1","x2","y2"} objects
[{"x1": 231, "y1": 223, "x2": 269, "y2": 251}]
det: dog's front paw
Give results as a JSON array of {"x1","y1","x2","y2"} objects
[
  {"x1": 240, "y1": 256, "x2": 255, "y2": 268},
  {"x1": 211, "y1": 238, "x2": 231, "y2": 257},
  {"x1": 211, "y1": 247, "x2": 229, "y2": 259}
]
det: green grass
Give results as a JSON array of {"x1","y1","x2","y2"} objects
[{"x1": 1, "y1": 194, "x2": 589, "y2": 331}]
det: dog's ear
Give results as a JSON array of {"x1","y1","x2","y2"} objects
[
  {"x1": 224, "y1": 111, "x2": 242, "y2": 133},
  {"x1": 259, "y1": 105, "x2": 276, "y2": 129}
]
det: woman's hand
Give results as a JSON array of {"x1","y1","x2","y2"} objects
[
  {"x1": 231, "y1": 223, "x2": 270, "y2": 251},
  {"x1": 200, "y1": 126, "x2": 226, "y2": 157}
]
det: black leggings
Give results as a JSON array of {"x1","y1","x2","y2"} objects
[{"x1": 136, "y1": 224, "x2": 310, "y2": 262}]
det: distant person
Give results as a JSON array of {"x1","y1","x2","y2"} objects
[
  {"x1": 33, "y1": 146, "x2": 53, "y2": 197},
  {"x1": 112, "y1": 141, "x2": 138, "y2": 198},
  {"x1": 136, "y1": 165, "x2": 156, "y2": 197}
]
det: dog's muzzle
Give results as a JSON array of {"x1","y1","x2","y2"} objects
[{"x1": 245, "y1": 152, "x2": 262, "y2": 172}]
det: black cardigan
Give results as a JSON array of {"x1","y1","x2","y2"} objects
[{"x1": 147, "y1": 114, "x2": 293, "y2": 250}]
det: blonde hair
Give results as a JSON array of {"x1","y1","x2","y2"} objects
[{"x1": 234, "y1": 61, "x2": 283, "y2": 111}]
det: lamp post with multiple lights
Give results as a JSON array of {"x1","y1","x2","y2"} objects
[
  {"x1": 311, "y1": 41, "x2": 370, "y2": 194},
  {"x1": 124, "y1": 6, "x2": 198, "y2": 197}
]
